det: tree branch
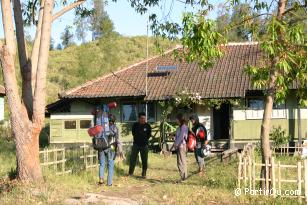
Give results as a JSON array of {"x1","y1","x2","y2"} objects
[
  {"x1": 52, "y1": 0, "x2": 86, "y2": 22},
  {"x1": 1, "y1": 0, "x2": 16, "y2": 56},
  {"x1": 13, "y1": 0, "x2": 33, "y2": 118},
  {"x1": 31, "y1": 0, "x2": 44, "y2": 98},
  {"x1": 33, "y1": 0, "x2": 54, "y2": 125}
]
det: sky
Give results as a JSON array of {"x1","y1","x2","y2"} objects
[{"x1": 0, "y1": 0, "x2": 221, "y2": 46}]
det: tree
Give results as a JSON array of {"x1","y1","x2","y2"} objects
[
  {"x1": 0, "y1": 0, "x2": 86, "y2": 181},
  {"x1": 90, "y1": 0, "x2": 114, "y2": 40},
  {"x1": 74, "y1": 16, "x2": 89, "y2": 43},
  {"x1": 60, "y1": 25, "x2": 74, "y2": 48}
]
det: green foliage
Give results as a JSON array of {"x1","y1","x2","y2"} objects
[
  {"x1": 247, "y1": 14, "x2": 306, "y2": 105},
  {"x1": 270, "y1": 126, "x2": 290, "y2": 148},
  {"x1": 180, "y1": 12, "x2": 224, "y2": 68}
]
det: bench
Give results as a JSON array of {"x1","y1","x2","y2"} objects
[{"x1": 221, "y1": 148, "x2": 239, "y2": 163}]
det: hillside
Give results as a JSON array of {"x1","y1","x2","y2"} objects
[{"x1": 46, "y1": 35, "x2": 175, "y2": 103}]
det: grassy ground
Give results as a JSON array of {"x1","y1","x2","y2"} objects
[{"x1": 0, "y1": 140, "x2": 302, "y2": 205}]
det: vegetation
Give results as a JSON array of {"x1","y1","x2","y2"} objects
[{"x1": 0, "y1": 140, "x2": 301, "y2": 204}]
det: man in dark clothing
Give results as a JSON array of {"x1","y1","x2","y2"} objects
[{"x1": 129, "y1": 112, "x2": 152, "y2": 178}]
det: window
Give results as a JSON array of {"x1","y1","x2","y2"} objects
[
  {"x1": 246, "y1": 98, "x2": 286, "y2": 119},
  {"x1": 64, "y1": 120, "x2": 76, "y2": 129},
  {"x1": 247, "y1": 98, "x2": 264, "y2": 110},
  {"x1": 122, "y1": 103, "x2": 138, "y2": 122},
  {"x1": 273, "y1": 102, "x2": 286, "y2": 109},
  {"x1": 138, "y1": 103, "x2": 156, "y2": 122},
  {"x1": 121, "y1": 102, "x2": 157, "y2": 122},
  {"x1": 80, "y1": 120, "x2": 92, "y2": 129}
]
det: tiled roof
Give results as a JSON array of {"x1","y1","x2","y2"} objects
[{"x1": 61, "y1": 42, "x2": 261, "y2": 100}]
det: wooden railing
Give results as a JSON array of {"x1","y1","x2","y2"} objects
[{"x1": 39, "y1": 148, "x2": 71, "y2": 175}]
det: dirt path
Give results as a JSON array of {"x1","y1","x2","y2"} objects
[
  {"x1": 64, "y1": 184, "x2": 150, "y2": 205},
  {"x1": 65, "y1": 193, "x2": 139, "y2": 205}
]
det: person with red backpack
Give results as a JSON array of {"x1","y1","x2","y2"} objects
[{"x1": 189, "y1": 115, "x2": 208, "y2": 175}]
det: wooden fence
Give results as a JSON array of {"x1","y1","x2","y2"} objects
[
  {"x1": 273, "y1": 143, "x2": 303, "y2": 156},
  {"x1": 39, "y1": 148, "x2": 71, "y2": 175},
  {"x1": 238, "y1": 153, "x2": 307, "y2": 200},
  {"x1": 80, "y1": 143, "x2": 99, "y2": 170}
]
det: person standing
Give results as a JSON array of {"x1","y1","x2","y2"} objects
[
  {"x1": 172, "y1": 113, "x2": 188, "y2": 182},
  {"x1": 190, "y1": 114, "x2": 208, "y2": 175},
  {"x1": 129, "y1": 112, "x2": 152, "y2": 178},
  {"x1": 98, "y1": 114, "x2": 122, "y2": 186}
]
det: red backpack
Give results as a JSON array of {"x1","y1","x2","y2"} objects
[{"x1": 187, "y1": 132, "x2": 196, "y2": 151}]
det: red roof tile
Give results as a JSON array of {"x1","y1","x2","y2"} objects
[{"x1": 61, "y1": 42, "x2": 261, "y2": 100}]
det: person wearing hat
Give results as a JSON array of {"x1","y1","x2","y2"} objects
[
  {"x1": 189, "y1": 114, "x2": 208, "y2": 175},
  {"x1": 98, "y1": 114, "x2": 122, "y2": 186}
]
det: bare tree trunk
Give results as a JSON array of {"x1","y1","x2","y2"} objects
[
  {"x1": 0, "y1": 0, "x2": 42, "y2": 181},
  {"x1": 1, "y1": 0, "x2": 86, "y2": 181}
]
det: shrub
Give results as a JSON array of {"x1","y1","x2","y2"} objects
[{"x1": 270, "y1": 126, "x2": 290, "y2": 148}]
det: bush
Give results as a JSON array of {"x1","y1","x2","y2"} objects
[{"x1": 270, "y1": 126, "x2": 290, "y2": 148}]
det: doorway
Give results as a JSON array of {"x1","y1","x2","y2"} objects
[{"x1": 213, "y1": 103, "x2": 230, "y2": 140}]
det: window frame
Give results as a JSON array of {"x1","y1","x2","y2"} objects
[
  {"x1": 79, "y1": 119, "x2": 92, "y2": 129},
  {"x1": 64, "y1": 120, "x2": 77, "y2": 130},
  {"x1": 120, "y1": 101, "x2": 156, "y2": 123}
]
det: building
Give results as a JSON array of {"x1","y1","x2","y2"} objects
[{"x1": 47, "y1": 42, "x2": 307, "y2": 149}]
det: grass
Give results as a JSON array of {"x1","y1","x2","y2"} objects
[{"x1": 0, "y1": 140, "x2": 302, "y2": 205}]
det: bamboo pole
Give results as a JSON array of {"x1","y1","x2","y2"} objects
[
  {"x1": 271, "y1": 157, "x2": 276, "y2": 198},
  {"x1": 298, "y1": 161, "x2": 302, "y2": 200},
  {"x1": 62, "y1": 149, "x2": 65, "y2": 174},
  {"x1": 244, "y1": 158, "x2": 247, "y2": 187},
  {"x1": 304, "y1": 160, "x2": 307, "y2": 201},
  {"x1": 252, "y1": 158, "x2": 256, "y2": 190},
  {"x1": 249, "y1": 156, "x2": 252, "y2": 190},
  {"x1": 278, "y1": 161, "x2": 281, "y2": 190},
  {"x1": 54, "y1": 150, "x2": 57, "y2": 172},
  {"x1": 265, "y1": 159, "x2": 269, "y2": 193},
  {"x1": 237, "y1": 153, "x2": 242, "y2": 189}
]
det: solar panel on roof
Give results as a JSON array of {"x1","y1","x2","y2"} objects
[{"x1": 156, "y1": 65, "x2": 177, "y2": 71}]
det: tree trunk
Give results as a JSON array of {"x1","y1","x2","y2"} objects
[
  {"x1": 0, "y1": 0, "x2": 85, "y2": 182},
  {"x1": 0, "y1": 46, "x2": 43, "y2": 180},
  {"x1": 15, "y1": 126, "x2": 42, "y2": 180},
  {"x1": 259, "y1": 0, "x2": 286, "y2": 189}
]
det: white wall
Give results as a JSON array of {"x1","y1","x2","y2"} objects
[
  {"x1": 0, "y1": 97, "x2": 4, "y2": 121},
  {"x1": 233, "y1": 108, "x2": 307, "y2": 121},
  {"x1": 195, "y1": 105, "x2": 212, "y2": 140}
]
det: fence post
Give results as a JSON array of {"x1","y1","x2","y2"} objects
[
  {"x1": 298, "y1": 161, "x2": 302, "y2": 200},
  {"x1": 248, "y1": 156, "x2": 252, "y2": 190},
  {"x1": 304, "y1": 160, "x2": 307, "y2": 201},
  {"x1": 265, "y1": 159, "x2": 269, "y2": 194},
  {"x1": 278, "y1": 161, "x2": 281, "y2": 191},
  {"x1": 54, "y1": 149, "x2": 57, "y2": 172},
  {"x1": 252, "y1": 158, "x2": 256, "y2": 190},
  {"x1": 244, "y1": 157, "x2": 247, "y2": 187},
  {"x1": 62, "y1": 148, "x2": 65, "y2": 175},
  {"x1": 237, "y1": 153, "x2": 242, "y2": 189},
  {"x1": 271, "y1": 157, "x2": 276, "y2": 198}
]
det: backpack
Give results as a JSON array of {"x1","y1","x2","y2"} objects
[{"x1": 92, "y1": 135, "x2": 110, "y2": 151}]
